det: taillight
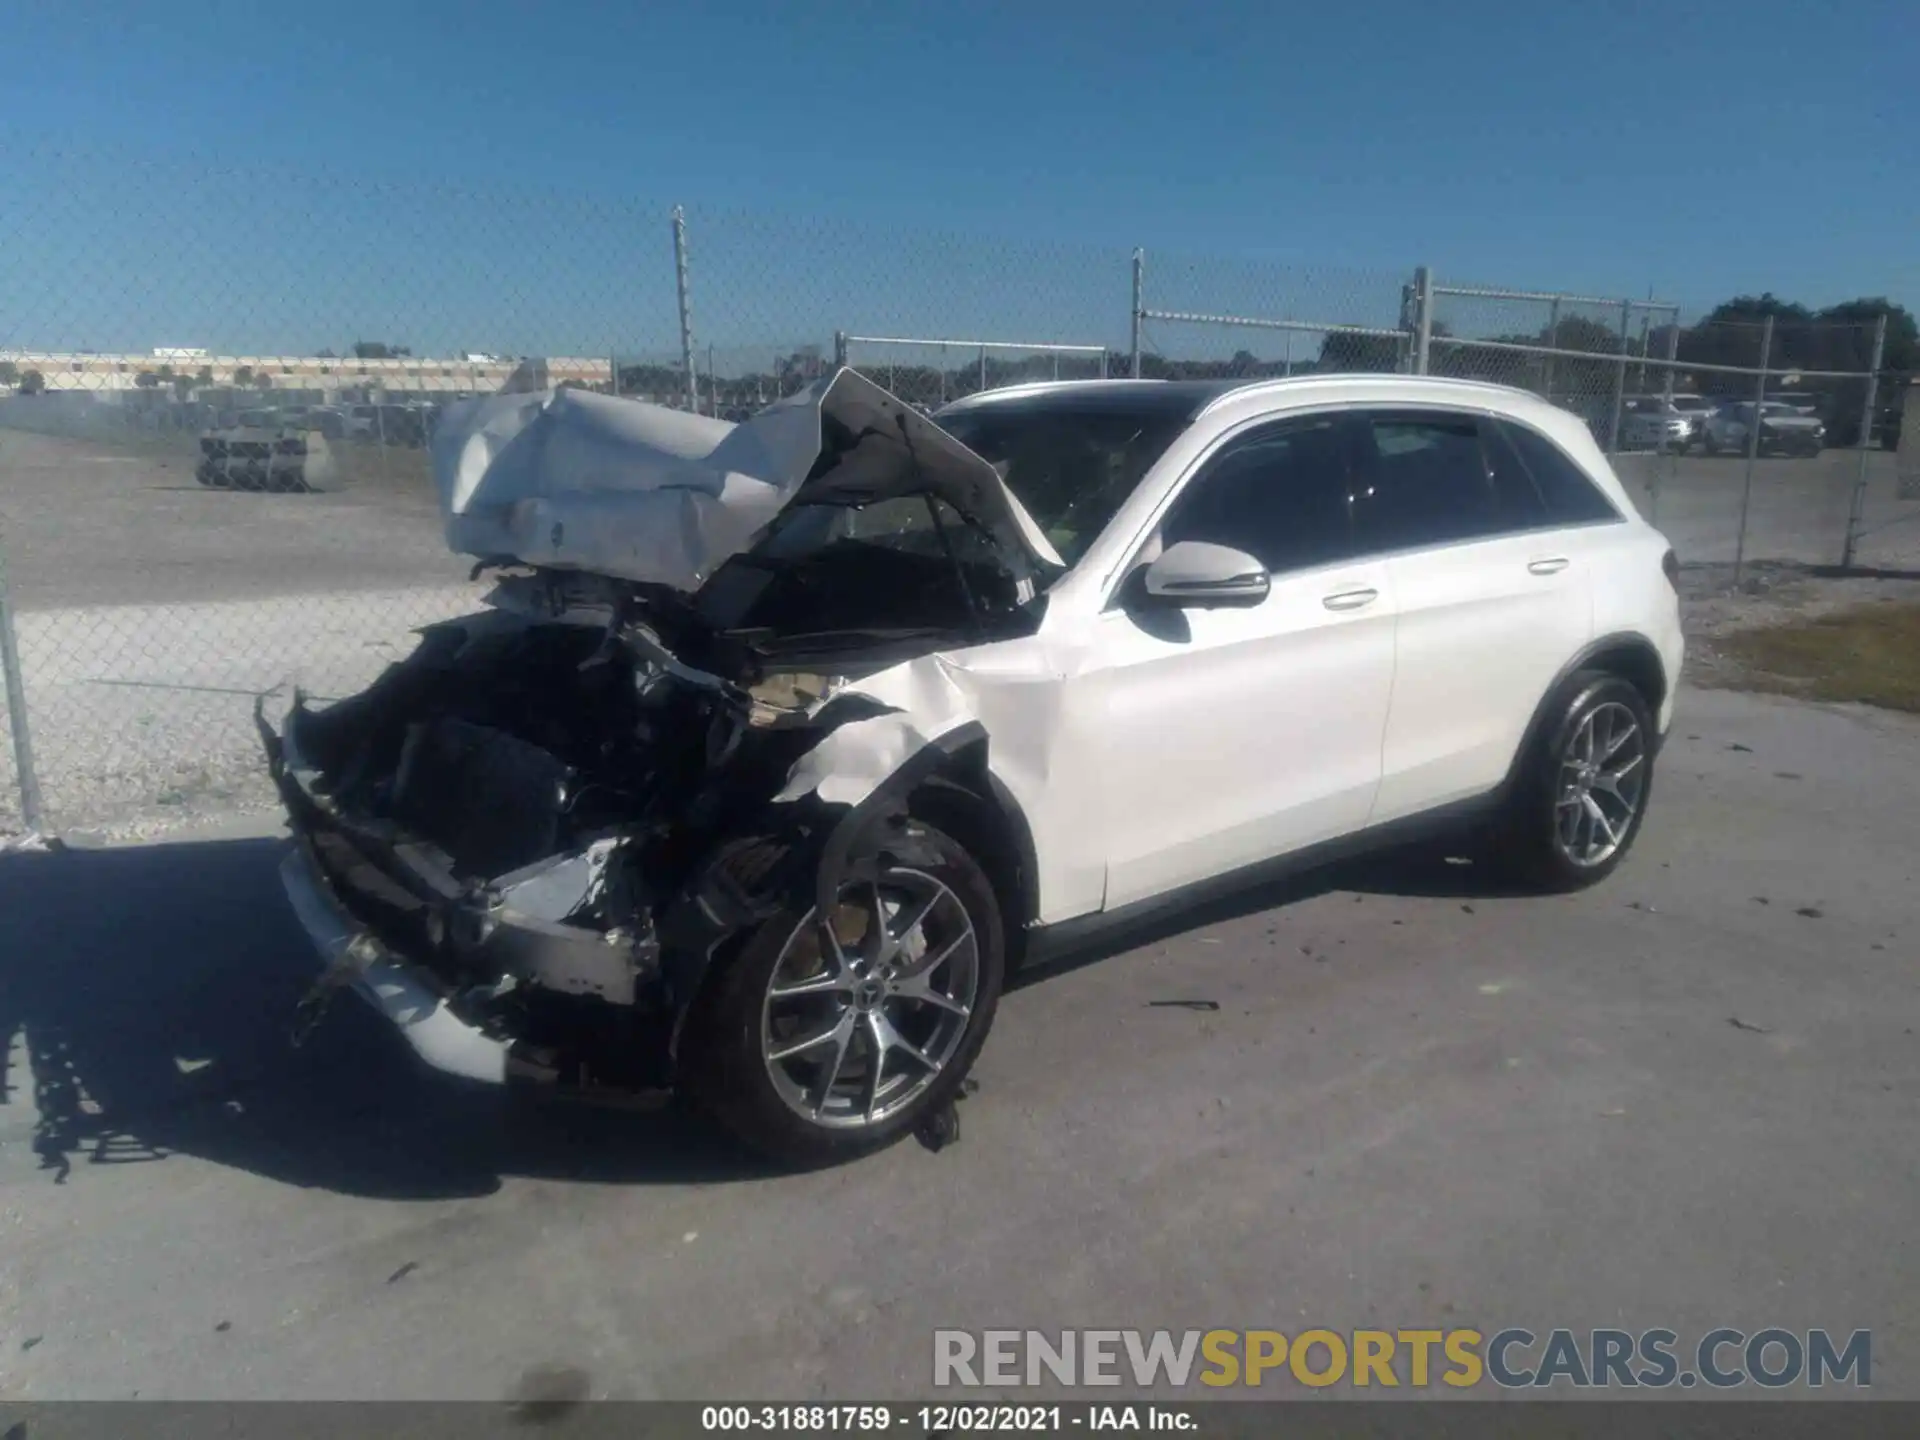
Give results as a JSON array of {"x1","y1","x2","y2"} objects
[{"x1": 1661, "y1": 548, "x2": 1679, "y2": 590}]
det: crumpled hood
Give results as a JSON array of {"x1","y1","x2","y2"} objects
[{"x1": 431, "y1": 368, "x2": 1062, "y2": 593}]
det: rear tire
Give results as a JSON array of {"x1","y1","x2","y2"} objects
[
  {"x1": 680, "y1": 820, "x2": 1004, "y2": 1167},
  {"x1": 1493, "y1": 671, "x2": 1656, "y2": 892}
]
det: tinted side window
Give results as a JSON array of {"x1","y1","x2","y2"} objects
[
  {"x1": 1492, "y1": 419, "x2": 1621, "y2": 524},
  {"x1": 1354, "y1": 413, "x2": 1514, "y2": 550},
  {"x1": 1159, "y1": 416, "x2": 1357, "y2": 574}
]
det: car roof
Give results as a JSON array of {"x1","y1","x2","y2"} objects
[
  {"x1": 936, "y1": 373, "x2": 1564, "y2": 425},
  {"x1": 935, "y1": 378, "x2": 1241, "y2": 423}
]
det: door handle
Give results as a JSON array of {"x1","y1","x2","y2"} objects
[
  {"x1": 1322, "y1": 587, "x2": 1379, "y2": 611},
  {"x1": 1527, "y1": 557, "x2": 1571, "y2": 576}
]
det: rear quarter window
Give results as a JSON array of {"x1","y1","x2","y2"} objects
[{"x1": 1490, "y1": 419, "x2": 1621, "y2": 525}]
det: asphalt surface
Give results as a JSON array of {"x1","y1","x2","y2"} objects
[{"x1": 2, "y1": 685, "x2": 1916, "y2": 1400}]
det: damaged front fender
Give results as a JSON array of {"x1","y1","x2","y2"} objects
[{"x1": 654, "y1": 703, "x2": 994, "y2": 1060}]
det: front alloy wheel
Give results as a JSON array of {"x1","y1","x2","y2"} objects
[
  {"x1": 761, "y1": 868, "x2": 981, "y2": 1129},
  {"x1": 683, "y1": 821, "x2": 1004, "y2": 1166}
]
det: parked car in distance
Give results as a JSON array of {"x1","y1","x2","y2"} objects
[
  {"x1": 1620, "y1": 398, "x2": 1695, "y2": 451},
  {"x1": 1701, "y1": 401, "x2": 1826, "y2": 457},
  {"x1": 1667, "y1": 394, "x2": 1716, "y2": 442},
  {"x1": 262, "y1": 372, "x2": 1685, "y2": 1165}
]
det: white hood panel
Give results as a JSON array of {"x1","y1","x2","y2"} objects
[{"x1": 431, "y1": 369, "x2": 1059, "y2": 592}]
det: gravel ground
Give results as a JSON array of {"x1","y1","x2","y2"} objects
[
  {"x1": 0, "y1": 584, "x2": 482, "y2": 841},
  {"x1": 1679, "y1": 560, "x2": 1920, "y2": 694}
]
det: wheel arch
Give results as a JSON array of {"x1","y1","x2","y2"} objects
[
  {"x1": 1502, "y1": 632, "x2": 1669, "y2": 797},
  {"x1": 899, "y1": 736, "x2": 1041, "y2": 968}
]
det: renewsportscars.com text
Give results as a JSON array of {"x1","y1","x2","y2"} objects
[{"x1": 933, "y1": 1328, "x2": 1871, "y2": 1390}]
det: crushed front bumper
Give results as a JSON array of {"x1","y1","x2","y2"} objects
[
  {"x1": 257, "y1": 694, "x2": 676, "y2": 1095},
  {"x1": 277, "y1": 839, "x2": 512, "y2": 1084}
]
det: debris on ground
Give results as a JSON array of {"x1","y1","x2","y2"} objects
[
  {"x1": 385, "y1": 1262, "x2": 418, "y2": 1285},
  {"x1": 915, "y1": 1103, "x2": 961, "y2": 1153},
  {"x1": 1148, "y1": 999, "x2": 1221, "y2": 1011},
  {"x1": 1795, "y1": 906, "x2": 1825, "y2": 919},
  {"x1": 1728, "y1": 1017, "x2": 1775, "y2": 1035}
]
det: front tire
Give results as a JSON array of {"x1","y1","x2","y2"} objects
[
  {"x1": 1496, "y1": 671, "x2": 1656, "y2": 892},
  {"x1": 681, "y1": 820, "x2": 1005, "y2": 1167}
]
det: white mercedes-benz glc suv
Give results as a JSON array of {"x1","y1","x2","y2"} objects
[{"x1": 263, "y1": 371, "x2": 1684, "y2": 1164}]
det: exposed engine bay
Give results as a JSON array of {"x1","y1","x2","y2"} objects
[{"x1": 262, "y1": 368, "x2": 1062, "y2": 1098}]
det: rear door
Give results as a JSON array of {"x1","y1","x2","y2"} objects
[{"x1": 1355, "y1": 409, "x2": 1599, "y2": 822}]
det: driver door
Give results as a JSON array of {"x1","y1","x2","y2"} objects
[{"x1": 1090, "y1": 412, "x2": 1400, "y2": 910}]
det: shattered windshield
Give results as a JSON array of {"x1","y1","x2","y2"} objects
[{"x1": 933, "y1": 399, "x2": 1194, "y2": 566}]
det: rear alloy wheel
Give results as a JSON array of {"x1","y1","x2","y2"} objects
[
  {"x1": 683, "y1": 821, "x2": 1004, "y2": 1166},
  {"x1": 1498, "y1": 671, "x2": 1656, "y2": 891}
]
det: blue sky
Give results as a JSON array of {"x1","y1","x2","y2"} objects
[{"x1": 1, "y1": 0, "x2": 1914, "y2": 362}]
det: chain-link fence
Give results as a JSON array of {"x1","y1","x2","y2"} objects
[{"x1": 0, "y1": 149, "x2": 1914, "y2": 839}]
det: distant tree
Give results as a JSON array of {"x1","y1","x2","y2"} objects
[
  {"x1": 232, "y1": 365, "x2": 255, "y2": 387},
  {"x1": 316, "y1": 348, "x2": 338, "y2": 359},
  {"x1": 195, "y1": 365, "x2": 215, "y2": 387},
  {"x1": 19, "y1": 368, "x2": 46, "y2": 395},
  {"x1": 0, "y1": 361, "x2": 15, "y2": 387},
  {"x1": 156, "y1": 363, "x2": 176, "y2": 380},
  {"x1": 252, "y1": 371, "x2": 273, "y2": 390},
  {"x1": 135, "y1": 370, "x2": 161, "y2": 389},
  {"x1": 1808, "y1": 298, "x2": 1918, "y2": 374},
  {"x1": 1318, "y1": 329, "x2": 1406, "y2": 372},
  {"x1": 352, "y1": 341, "x2": 411, "y2": 359}
]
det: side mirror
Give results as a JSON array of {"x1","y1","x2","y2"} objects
[{"x1": 1137, "y1": 540, "x2": 1270, "y2": 609}]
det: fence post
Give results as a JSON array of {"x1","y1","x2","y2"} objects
[
  {"x1": 1412, "y1": 266, "x2": 1434, "y2": 376},
  {"x1": 978, "y1": 345, "x2": 988, "y2": 393},
  {"x1": 1129, "y1": 249, "x2": 1144, "y2": 379},
  {"x1": 1648, "y1": 312, "x2": 1681, "y2": 525},
  {"x1": 833, "y1": 331, "x2": 848, "y2": 369},
  {"x1": 0, "y1": 532, "x2": 46, "y2": 837},
  {"x1": 1541, "y1": 296, "x2": 1561, "y2": 402},
  {"x1": 1604, "y1": 299, "x2": 1631, "y2": 455},
  {"x1": 672, "y1": 205, "x2": 698, "y2": 413},
  {"x1": 1732, "y1": 314, "x2": 1775, "y2": 588},
  {"x1": 1841, "y1": 314, "x2": 1888, "y2": 570}
]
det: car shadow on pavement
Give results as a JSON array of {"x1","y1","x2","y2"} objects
[
  {"x1": 0, "y1": 837, "x2": 779, "y2": 1201},
  {"x1": 0, "y1": 833, "x2": 1528, "y2": 1201},
  {"x1": 1011, "y1": 840, "x2": 1535, "y2": 991}
]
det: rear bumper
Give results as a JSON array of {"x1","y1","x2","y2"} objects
[{"x1": 278, "y1": 841, "x2": 511, "y2": 1084}]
